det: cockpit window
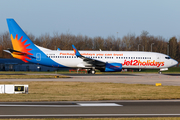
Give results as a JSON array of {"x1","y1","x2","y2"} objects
[{"x1": 165, "y1": 57, "x2": 171, "y2": 59}]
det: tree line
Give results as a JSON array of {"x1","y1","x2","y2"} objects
[{"x1": 0, "y1": 31, "x2": 180, "y2": 63}]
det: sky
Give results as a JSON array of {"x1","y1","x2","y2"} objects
[{"x1": 0, "y1": 0, "x2": 180, "y2": 40}]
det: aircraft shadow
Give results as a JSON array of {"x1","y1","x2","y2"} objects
[
  {"x1": 164, "y1": 74, "x2": 180, "y2": 76},
  {"x1": 62, "y1": 73, "x2": 141, "y2": 76}
]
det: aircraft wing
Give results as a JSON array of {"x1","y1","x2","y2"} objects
[{"x1": 72, "y1": 45, "x2": 106, "y2": 67}]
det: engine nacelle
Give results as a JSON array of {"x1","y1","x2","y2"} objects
[{"x1": 105, "y1": 63, "x2": 122, "y2": 72}]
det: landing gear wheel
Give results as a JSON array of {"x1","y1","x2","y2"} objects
[
  {"x1": 88, "y1": 70, "x2": 96, "y2": 74},
  {"x1": 91, "y1": 70, "x2": 96, "y2": 74},
  {"x1": 158, "y1": 71, "x2": 162, "y2": 74}
]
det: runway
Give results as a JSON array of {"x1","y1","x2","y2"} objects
[
  {"x1": 0, "y1": 73, "x2": 180, "y2": 86},
  {"x1": 0, "y1": 100, "x2": 180, "y2": 118}
]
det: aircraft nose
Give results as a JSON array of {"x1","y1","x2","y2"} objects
[{"x1": 173, "y1": 59, "x2": 178, "y2": 66}]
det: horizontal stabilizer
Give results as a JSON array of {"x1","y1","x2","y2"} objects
[
  {"x1": 3, "y1": 49, "x2": 35, "y2": 59},
  {"x1": 5, "y1": 49, "x2": 30, "y2": 55},
  {"x1": 3, "y1": 50, "x2": 11, "y2": 54}
]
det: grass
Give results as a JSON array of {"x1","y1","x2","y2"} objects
[
  {"x1": 0, "y1": 71, "x2": 65, "y2": 74},
  {"x1": 1, "y1": 81, "x2": 180, "y2": 102},
  {"x1": 0, "y1": 75, "x2": 70, "y2": 79},
  {"x1": 0, "y1": 118, "x2": 180, "y2": 120}
]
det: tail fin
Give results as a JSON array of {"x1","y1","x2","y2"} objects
[
  {"x1": 7, "y1": 19, "x2": 39, "y2": 52},
  {"x1": 6, "y1": 19, "x2": 39, "y2": 62},
  {"x1": 5, "y1": 19, "x2": 65, "y2": 67}
]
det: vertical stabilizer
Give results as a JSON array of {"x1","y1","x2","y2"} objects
[
  {"x1": 6, "y1": 19, "x2": 65, "y2": 67},
  {"x1": 6, "y1": 19, "x2": 40, "y2": 62},
  {"x1": 7, "y1": 19, "x2": 39, "y2": 52}
]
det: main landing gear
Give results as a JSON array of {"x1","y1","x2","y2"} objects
[
  {"x1": 158, "y1": 71, "x2": 162, "y2": 74},
  {"x1": 88, "y1": 69, "x2": 96, "y2": 74}
]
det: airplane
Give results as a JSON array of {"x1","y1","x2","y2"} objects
[{"x1": 4, "y1": 19, "x2": 178, "y2": 74}]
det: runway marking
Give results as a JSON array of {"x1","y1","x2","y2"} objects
[
  {"x1": 1, "y1": 114, "x2": 180, "y2": 117},
  {"x1": 0, "y1": 103, "x2": 122, "y2": 107},
  {"x1": 0, "y1": 104, "x2": 79, "y2": 107},
  {"x1": 78, "y1": 103, "x2": 122, "y2": 106}
]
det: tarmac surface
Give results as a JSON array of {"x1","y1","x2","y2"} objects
[
  {"x1": 1, "y1": 73, "x2": 180, "y2": 118},
  {"x1": 0, "y1": 73, "x2": 180, "y2": 86},
  {"x1": 0, "y1": 100, "x2": 180, "y2": 118}
]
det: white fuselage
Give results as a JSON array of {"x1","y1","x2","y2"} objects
[{"x1": 42, "y1": 50, "x2": 178, "y2": 69}]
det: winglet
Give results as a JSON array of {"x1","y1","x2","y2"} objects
[{"x1": 72, "y1": 45, "x2": 81, "y2": 57}]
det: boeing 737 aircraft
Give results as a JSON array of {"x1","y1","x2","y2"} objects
[{"x1": 4, "y1": 19, "x2": 178, "y2": 74}]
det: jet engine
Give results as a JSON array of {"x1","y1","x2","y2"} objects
[{"x1": 104, "y1": 63, "x2": 122, "y2": 72}]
